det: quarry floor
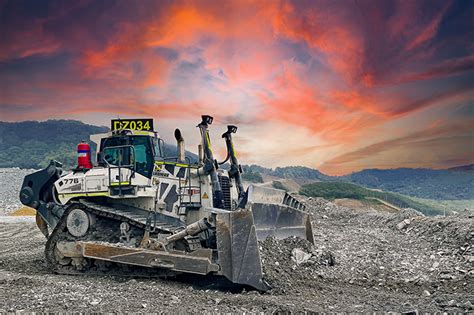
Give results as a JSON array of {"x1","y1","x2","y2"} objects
[{"x1": 0, "y1": 197, "x2": 472, "y2": 313}]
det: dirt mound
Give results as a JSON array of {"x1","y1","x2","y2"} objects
[
  {"x1": 259, "y1": 236, "x2": 335, "y2": 294},
  {"x1": 303, "y1": 197, "x2": 473, "y2": 256},
  {"x1": 302, "y1": 196, "x2": 365, "y2": 220},
  {"x1": 392, "y1": 210, "x2": 474, "y2": 256},
  {"x1": 384, "y1": 208, "x2": 424, "y2": 226}
]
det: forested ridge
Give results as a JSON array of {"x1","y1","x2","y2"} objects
[{"x1": 1, "y1": 120, "x2": 472, "y2": 200}]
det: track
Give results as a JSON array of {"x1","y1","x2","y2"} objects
[{"x1": 43, "y1": 201, "x2": 183, "y2": 278}]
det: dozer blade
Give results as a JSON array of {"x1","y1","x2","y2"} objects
[
  {"x1": 215, "y1": 185, "x2": 314, "y2": 291},
  {"x1": 251, "y1": 202, "x2": 314, "y2": 243},
  {"x1": 216, "y1": 208, "x2": 270, "y2": 291},
  {"x1": 246, "y1": 185, "x2": 314, "y2": 244}
]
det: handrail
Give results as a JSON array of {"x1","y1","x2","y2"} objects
[
  {"x1": 154, "y1": 156, "x2": 203, "y2": 209},
  {"x1": 171, "y1": 161, "x2": 202, "y2": 209},
  {"x1": 162, "y1": 156, "x2": 195, "y2": 166},
  {"x1": 155, "y1": 160, "x2": 199, "y2": 169},
  {"x1": 102, "y1": 145, "x2": 136, "y2": 196}
]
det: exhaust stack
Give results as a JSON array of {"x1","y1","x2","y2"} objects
[{"x1": 174, "y1": 129, "x2": 185, "y2": 163}]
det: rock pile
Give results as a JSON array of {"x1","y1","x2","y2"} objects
[
  {"x1": 0, "y1": 168, "x2": 37, "y2": 215},
  {"x1": 259, "y1": 236, "x2": 335, "y2": 294},
  {"x1": 295, "y1": 196, "x2": 473, "y2": 311}
]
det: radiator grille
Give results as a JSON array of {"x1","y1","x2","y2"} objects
[{"x1": 218, "y1": 175, "x2": 232, "y2": 210}]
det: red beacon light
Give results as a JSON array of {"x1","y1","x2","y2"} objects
[{"x1": 77, "y1": 141, "x2": 93, "y2": 169}]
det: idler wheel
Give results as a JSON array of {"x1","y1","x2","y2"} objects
[{"x1": 66, "y1": 208, "x2": 90, "y2": 237}]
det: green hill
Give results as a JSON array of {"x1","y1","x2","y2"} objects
[
  {"x1": 0, "y1": 120, "x2": 108, "y2": 169},
  {"x1": 1, "y1": 120, "x2": 472, "y2": 202},
  {"x1": 348, "y1": 168, "x2": 473, "y2": 200},
  {"x1": 242, "y1": 164, "x2": 474, "y2": 200},
  {"x1": 242, "y1": 164, "x2": 332, "y2": 183},
  {"x1": 0, "y1": 120, "x2": 197, "y2": 169},
  {"x1": 299, "y1": 181, "x2": 446, "y2": 216}
]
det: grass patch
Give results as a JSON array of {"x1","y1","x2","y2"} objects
[{"x1": 272, "y1": 180, "x2": 289, "y2": 192}]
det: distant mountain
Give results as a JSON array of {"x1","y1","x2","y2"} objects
[
  {"x1": 0, "y1": 120, "x2": 108, "y2": 169},
  {"x1": 448, "y1": 164, "x2": 474, "y2": 172},
  {"x1": 1, "y1": 120, "x2": 472, "y2": 200},
  {"x1": 0, "y1": 120, "x2": 196, "y2": 169},
  {"x1": 243, "y1": 165, "x2": 333, "y2": 184},
  {"x1": 348, "y1": 168, "x2": 473, "y2": 200},
  {"x1": 242, "y1": 164, "x2": 473, "y2": 200}
]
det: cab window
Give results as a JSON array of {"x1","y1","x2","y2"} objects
[
  {"x1": 132, "y1": 136, "x2": 154, "y2": 178},
  {"x1": 152, "y1": 137, "x2": 164, "y2": 159},
  {"x1": 101, "y1": 135, "x2": 154, "y2": 178},
  {"x1": 103, "y1": 146, "x2": 133, "y2": 166}
]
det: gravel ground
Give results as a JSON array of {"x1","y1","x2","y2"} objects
[
  {"x1": 0, "y1": 196, "x2": 472, "y2": 312},
  {"x1": 0, "y1": 168, "x2": 37, "y2": 215},
  {"x1": 0, "y1": 168, "x2": 472, "y2": 312}
]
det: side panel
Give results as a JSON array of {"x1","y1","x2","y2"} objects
[
  {"x1": 55, "y1": 168, "x2": 109, "y2": 204},
  {"x1": 55, "y1": 167, "x2": 152, "y2": 204}
]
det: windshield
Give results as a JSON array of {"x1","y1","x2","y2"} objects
[
  {"x1": 103, "y1": 146, "x2": 133, "y2": 166},
  {"x1": 101, "y1": 135, "x2": 154, "y2": 178}
]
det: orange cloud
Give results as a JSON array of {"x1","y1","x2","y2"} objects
[
  {"x1": 269, "y1": 5, "x2": 365, "y2": 85},
  {"x1": 404, "y1": 1, "x2": 451, "y2": 52},
  {"x1": 1, "y1": 0, "x2": 472, "y2": 173},
  {"x1": 330, "y1": 90, "x2": 381, "y2": 116},
  {"x1": 399, "y1": 54, "x2": 474, "y2": 83},
  {"x1": 320, "y1": 119, "x2": 474, "y2": 174},
  {"x1": 257, "y1": 63, "x2": 379, "y2": 143}
]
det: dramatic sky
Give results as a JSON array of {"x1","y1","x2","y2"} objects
[{"x1": 1, "y1": 0, "x2": 473, "y2": 174}]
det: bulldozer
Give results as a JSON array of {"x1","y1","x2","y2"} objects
[{"x1": 19, "y1": 115, "x2": 313, "y2": 291}]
